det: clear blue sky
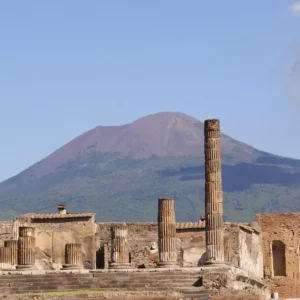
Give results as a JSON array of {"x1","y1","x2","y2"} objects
[{"x1": 0, "y1": 1, "x2": 300, "y2": 182}]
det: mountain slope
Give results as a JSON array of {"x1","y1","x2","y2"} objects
[{"x1": 0, "y1": 112, "x2": 300, "y2": 222}]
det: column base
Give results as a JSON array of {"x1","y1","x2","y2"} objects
[
  {"x1": 61, "y1": 264, "x2": 83, "y2": 270},
  {"x1": 109, "y1": 263, "x2": 132, "y2": 269},
  {"x1": 16, "y1": 265, "x2": 34, "y2": 270},
  {"x1": 156, "y1": 261, "x2": 178, "y2": 268}
]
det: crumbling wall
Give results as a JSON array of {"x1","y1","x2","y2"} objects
[
  {"x1": 224, "y1": 222, "x2": 263, "y2": 279},
  {"x1": 237, "y1": 224, "x2": 263, "y2": 279},
  {"x1": 0, "y1": 221, "x2": 12, "y2": 246},
  {"x1": 256, "y1": 213, "x2": 300, "y2": 298},
  {"x1": 176, "y1": 227, "x2": 206, "y2": 267},
  {"x1": 97, "y1": 222, "x2": 159, "y2": 268},
  {"x1": 17, "y1": 215, "x2": 96, "y2": 270}
]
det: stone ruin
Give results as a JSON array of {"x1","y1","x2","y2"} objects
[{"x1": 0, "y1": 119, "x2": 297, "y2": 300}]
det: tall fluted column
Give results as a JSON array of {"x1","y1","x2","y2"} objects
[
  {"x1": 109, "y1": 223, "x2": 131, "y2": 269},
  {"x1": 62, "y1": 243, "x2": 83, "y2": 269},
  {"x1": 4, "y1": 240, "x2": 18, "y2": 266},
  {"x1": 157, "y1": 198, "x2": 178, "y2": 268},
  {"x1": 0, "y1": 247, "x2": 12, "y2": 270},
  {"x1": 16, "y1": 226, "x2": 36, "y2": 270},
  {"x1": 204, "y1": 119, "x2": 224, "y2": 264}
]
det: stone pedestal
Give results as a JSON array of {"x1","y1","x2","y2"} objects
[
  {"x1": 4, "y1": 240, "x2": 18, "y2": 266},
  {"x1": 157, "y1": 198, "x2": 178, "y2": 268},
  {"x1": 204, "y1": 119, "x2": 225, "y2": 264},
  {"x1": 109, "y1": 224, "x2": 131, "y2": 269},
  {"x1": 62, "y1": 243, "x2": 83, "y2": 269},
  {"x1": 0, "y1": 247, "x2": 12, "y2": 270}
]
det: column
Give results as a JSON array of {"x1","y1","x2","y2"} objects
[
  {"x1": 204, "y1": 119, "x2": 225, "y2": 264},
  {"x1": 62, "y1": 243, "x2": 83, "y2": 269},
  {"x1": 16, "y1": 226, "x2": 36, "y2": 270},
  {"x1": 157, "y1": 198, "x2": 178, "y2": 268},
  {"x1": 0, "y1": 247, "x2": 12, "y2": 270},
  {"x1": 4, "y1": 240, "x2": 18, "y2": 266},
  {"x1": 109, "y1": 223, "x2": 131, "y2": 269},
  {"x1": 11, "y1": 218, "x2": 20, "y2": 240}
]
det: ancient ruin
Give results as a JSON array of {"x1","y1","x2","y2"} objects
[
  {"x1": 0, "y1": 118, "x2": 296, "y2": 299},
  {"x1": 16, "y1": 226, "x2": 36, "y2": 270},
  {"x1": 62, "y1": 243, "x2": 83, "y2": 269},
  {"x1": 204, "y1": 119, "x2": 224, "y2": 264},
  {"x1": 109, "y1": 223, "x2": 131, "y2": 269},
  {"x1": 157, "y1": 198, "x2": 178, "y2": 268}
]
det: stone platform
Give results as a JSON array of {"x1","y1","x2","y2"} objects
[{"x1": 0, "y1": 266, "x2": 268, "y2": 300}]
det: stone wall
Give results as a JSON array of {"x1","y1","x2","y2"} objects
[
  {"x1": 0, "y1": 221, "x2": 12, "y2": 246},
  {"x1": 96, "y1": 221, "x2": 262, "y2": 275},
  {"x1": 256, "y1": 213, "x2": 300, "y2": 298},
  {"x1": 17, "y1": 214, "x2": 96, "y2": 270},
  {"x1": 0, "y1": 219, "x2": 262, "y2": 276}
]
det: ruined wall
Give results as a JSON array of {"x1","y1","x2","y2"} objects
[
  {"x1": 0, "y1": 221, "x2": 12, "y2": 246},
  {"x1": 237, "y1": 224, "x2": 263, "y2": 279},
  {"x1": 256, "y1": 213, "x2": 300, "y2": 298},
  {"x1": 97, "y1": 222, "x2": 159, "y2": 268},
  {"x1": 96, "y1": 221, "x2": 262, "y2": 273},
  {"x1": 17, "y1": 215, "x2": 96, "y2": 270}
]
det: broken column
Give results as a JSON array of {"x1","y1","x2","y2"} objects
[
  {"x1": 157, "y1": 198, "x2": 178, "y2": 268},
  {"x1": 0, "y1": 247, "x2": 12, "y2": 270},
  {"x1": 4, "y1": 240, "x2": 18, "y2": 266},
  {"x1": 109, "y1": 223, "x2": 131, "y2": 269},
  {"x1": 62, "y1": 243, "x2": 83, "y2": 269},
  {"x1": 16, "y1": 226, "x2": 36, "y2": 270},
  {"x1": 204, "y1": 119, "x2": 225, "y2": 264}
]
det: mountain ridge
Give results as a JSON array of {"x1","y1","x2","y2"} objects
[{"x1": 0, "y1": 111, "x2": 299, "y2": 222}]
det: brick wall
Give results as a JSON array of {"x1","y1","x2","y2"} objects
[{"x1": 256, "y1": 213, "x2": 300, "y2": 298}]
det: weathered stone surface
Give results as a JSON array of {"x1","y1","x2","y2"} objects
[
  {"x1": 0, "y1": 246, "x2": 12, "y2": 269},
  {"x1": 19, "y1": 226, "x2": 35, "y2": 237},
  {"x1": 62, "y1": 243, "x2": 83, "y2": 269},
  {"x1": 17, "y1": 236, "x2": 35, "y2": 270},
  {"x1": 4, "y1": 239, "x2": 18, "y2": 266},
  {"x1": 157, "y1": 198, "x2": 177, "y2": 267},
  {"x1": 204, "y1": 119, "x2": 224, "y2": 264},
  {"x1": 109, "y1": 223, "x2": 131, "y2": 269}
]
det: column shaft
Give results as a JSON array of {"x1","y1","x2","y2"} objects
[
  {"x1": 110, "y1": 224, "x2": 131, "y2": 269},
  {"x1": 0, "y1": 247, "x2": 12, "y2": 270},
  {"x1": 16, "y1": 226, "x2": 36, "y2": 270},
  {"x1": 62, "y1": 243, "x2": 83, "y2": 269},
  {"x1": 17, "y1": 237, "x2": 35, "y2": 269},
  {"x1": 204, "y1": 119, "x2": 224, "y2": 264},
  {"x1": 157, "y1": 198, "x2": 178, "y2": 267},
  {"x1": 4, "y1": 240, "x2": 18, "y2": 266}
]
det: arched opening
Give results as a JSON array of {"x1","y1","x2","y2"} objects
[{"x1": 272, "y1": 240, "x2": 286, "y2": 276}]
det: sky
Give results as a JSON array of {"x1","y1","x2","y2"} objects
[{"x1": 0, "y1": 1, "x2": 300, "y2": 182}]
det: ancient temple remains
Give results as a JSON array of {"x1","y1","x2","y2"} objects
[
  {"x1": 4, "y1": 239, "x2": 18, "y2": 267},
  {"x1": 62, "y1": 243, "x2": 83, "y2": 269},
  {"x1": 157, "y1": 198, "x2": 178, "y2": 268},
  {"x1": 109, "y1": 223, "x2": 131, "y2": 269},
  {"x1": 204, "y1": 119, "x2": 225, "y2": 264},
  {"x1": 0, "y1": 246, "x2": 12, "y2": 270},
  {"x1": 16, "y1": 226, "x2": 36, "y2": 270}
]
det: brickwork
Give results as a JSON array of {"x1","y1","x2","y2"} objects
[{"x1": 256, "y1": 213, "x2": 300, "y2": 298}]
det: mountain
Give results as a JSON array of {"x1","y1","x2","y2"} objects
[{"x1": 1, "y1": 111, "x2": 300, "y2": 222}]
